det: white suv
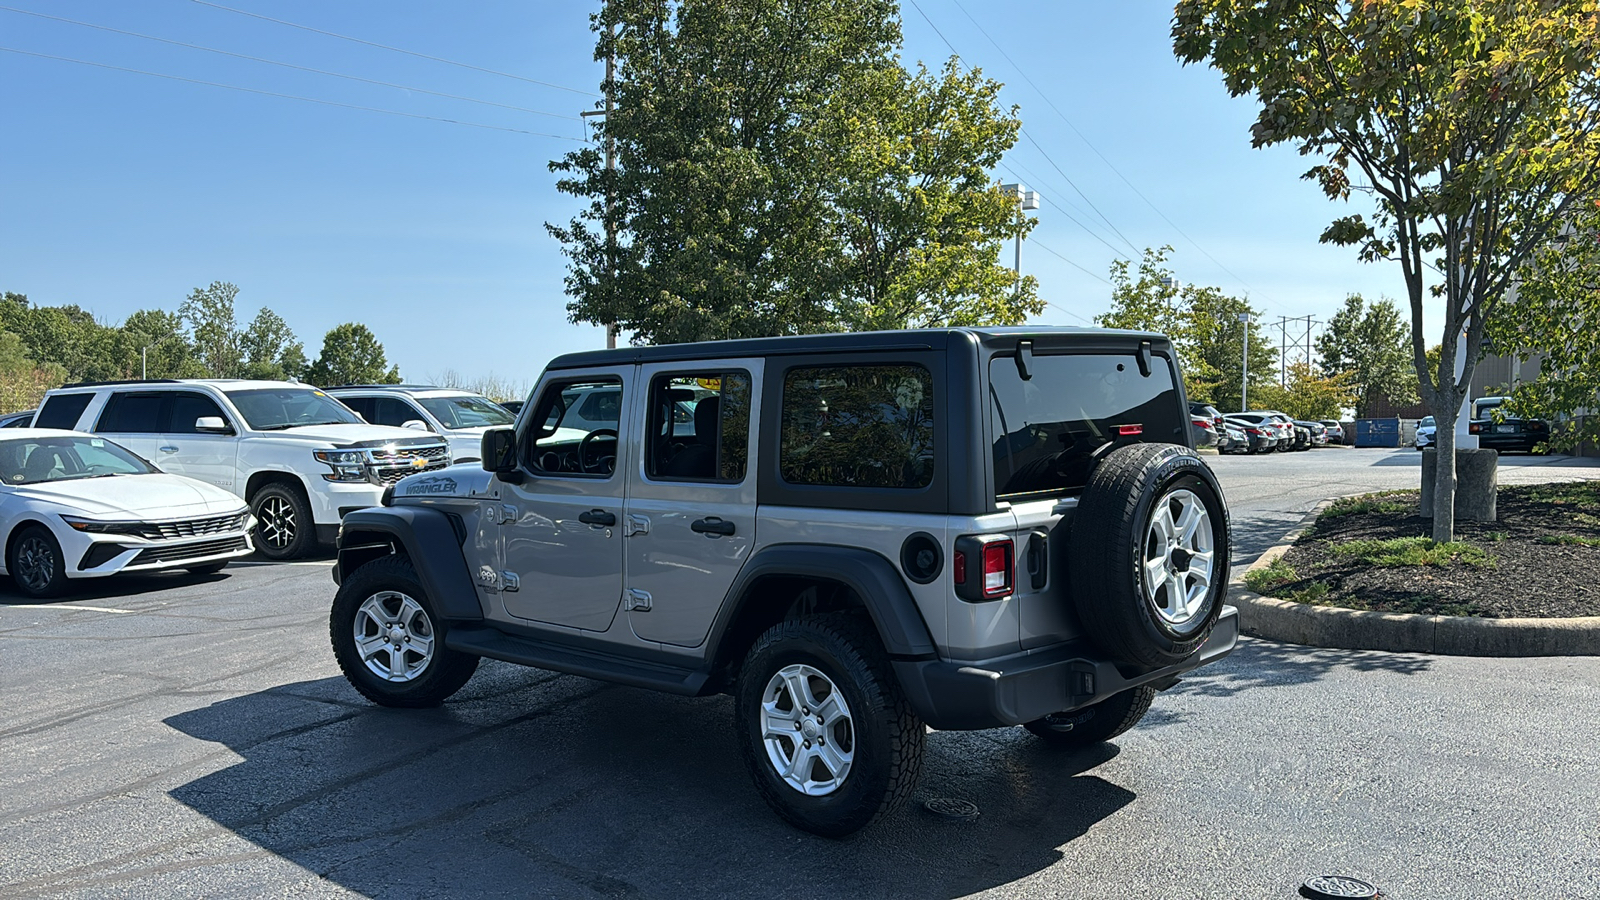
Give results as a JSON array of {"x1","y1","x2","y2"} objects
[
  {"x1": 33, "y1": 380, "x2": 450, "y2": 559},
  {"x1": 325, "y1": 385, "x2": 517, "y2": 464}
]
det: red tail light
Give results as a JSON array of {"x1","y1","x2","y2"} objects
[
  {"x1": 953, "y1": 535, "x2": 1013, "y2": 601},
  {"x1": 1116, "y1": 424, "x2": 1144, "y2": 437},
  {"x1": 952, "y1": 550, "x2": 967, "y2": 585},
  {"x1": 1469, "y1": 423, "x2": 1481, "y2": 434},
  {"x1": 982, "y1": 541, "x2": 1013, "y2": 597}
]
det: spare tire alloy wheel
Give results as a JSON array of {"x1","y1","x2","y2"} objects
[
  {"x1": 354, "y1": 590, "x2": 435, "y2": 682},
  {"x1": 1142, "y1": 488, "x2": 1215, "y2": 637},
  {"x1": 760, "y1": 664, "x2": 855, "y2": 796}
]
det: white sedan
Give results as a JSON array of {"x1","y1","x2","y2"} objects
[{"x1": 0, "y1": 429, "x2": 254, "y2": 598}]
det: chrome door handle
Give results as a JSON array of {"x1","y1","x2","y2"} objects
[{"x1": 159, "y1": 446, "x2": 179, "y2": 453}]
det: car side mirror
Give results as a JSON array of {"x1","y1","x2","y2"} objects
[
  {"x1": 195, "y1": 416, "x2": 233, "y2": 435},
  {"x1": 401, "y1": 419, "x2": 430, "y2": 431},
  {"x1": 481, "y1": 428, "x2": 521, "y2": 481}
]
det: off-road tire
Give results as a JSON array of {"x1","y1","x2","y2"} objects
[
  {"x1": 251, "y1": 482, "x2": 314, "y2": 560},
  {"x1": 9, "y1": 524, "x2": 68, "y2": 599},
  {"x1": 330, "y1": 555, "x2": 479, "y2": 707},
  {"x1": 734, "y1": 613, "x2": 924, "y2": 838},
  {"x1": 1069, "y1": 443, "x2": 1229, "y2": 667},
  {"x1": 1024, "y1": 685, "x2": 1156, "y2": 749}
]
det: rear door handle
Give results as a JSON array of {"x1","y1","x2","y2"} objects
[
  {"x1": 578, "y1": 509, "x2": 616, "y2": 527},
  {"x1": 691, "y1": 517, "x2": 735, "y2": 536},
  {"x1": 159, "y1": 446, "x2": 179, "y2": 453}
]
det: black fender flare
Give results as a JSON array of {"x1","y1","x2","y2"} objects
[
  {"x1": 336, "y1": 507, "x2": 483, "y2": 621},
  {"x1": 709, "y1": 544, "x2": 937, "y2": 662}
]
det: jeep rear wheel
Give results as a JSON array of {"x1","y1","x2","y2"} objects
[
  {"x1": 1024, "y1": 685, "x2": 1156, "y2": 749},
  {"x1": 734, "y1": 613, "x2": 924, "y2": 838},
  {"x1": 330, "y1": 555, "x2": 478, "y2": 707},
  {"x1": 1069, "y1": 443, "x2": 1230, "y2": 668}
]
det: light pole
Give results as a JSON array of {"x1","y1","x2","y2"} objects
[
  {"x1": 998, "y1": 183, "x2": 1040, "y2": 295},
  {"x1": 1238, "y1": 312, "x2": 1251, "y2": 412}
]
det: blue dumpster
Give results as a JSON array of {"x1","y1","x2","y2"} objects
[{"x1": 1354, "y1": 417, "x2": 1401, "y2": 448}]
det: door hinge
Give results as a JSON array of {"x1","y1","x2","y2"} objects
[
  {"x1": 624, "y1": 588, "x2": 652, "y2": 612},
  {"x1": 624, "y1": 514, "x2": 650, "y2": 536}
]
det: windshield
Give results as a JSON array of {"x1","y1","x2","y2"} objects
[
  {"x1": 0, "y1": 435, "x2": 158, "y2": 484},
  {"x1": 225, "y1": 388, "x2": 363, "y2": 430},
  {"x1": 1420, "y1": 416, "x2": 1435, "y2": 427},
  {"x1": 418, "y1": 394, "x2": 515, "y2": 429}
]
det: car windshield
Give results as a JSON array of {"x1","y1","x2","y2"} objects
[
  {"x1": 418, "y1": 395, "x2": 515, "y2": 429},
  {"x1": 0, "y1": 435, "x2": 158, "y2": 484},
  {"x1": 225, "y1": 388, "x2": 364, "y2": 430},
  {"x1": 1420, "y1": 416, "x2": 1435, "y2": 427}
]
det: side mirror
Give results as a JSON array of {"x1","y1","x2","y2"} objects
[
  {"x1": 195, "y1": 416, "x2": 233, "y2": 435},
  {"x1": 401, "y1": 419, "x2": 430, "y2": 431},
  {"x1": 481, "y1": 428, "x2": 520, "y2": 480}
]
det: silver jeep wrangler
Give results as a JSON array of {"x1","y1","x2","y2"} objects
[{"x1": 329, "y1": 328, "x2": 1238, "y2": 837}]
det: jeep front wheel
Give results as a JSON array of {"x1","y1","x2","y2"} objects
[
  {"x1": 734, "y1": 613, "x2": 924, "y2": 838},
  {"x1": 330, "y1": 555, "x2": 478, "y2": 707}
]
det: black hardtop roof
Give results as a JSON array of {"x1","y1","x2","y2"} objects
[{"x1": 546, "y1": 326, "x2": 1169, "y2": 370}]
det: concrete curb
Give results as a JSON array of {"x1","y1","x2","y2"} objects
[{"x1": 1227, "y1": 501, "x2": 1600, "y2": 657}]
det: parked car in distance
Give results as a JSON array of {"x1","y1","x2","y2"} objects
[
  {"x1": 0, "y1": 410, "x2": 36, "y2": 428},
  {"x1": 0, "y1": 429, "x2": 253, "y2": 597},
  {"x1": 1295, "y1": 420, "x2": 1328, "y2": 446},
  {"x1": 1415, "y1": 415, "x2": 1437, "y2": 450},
  {"x1": 1221, "y1": 422, "x2": 1249, "y2": 453},
  {"x1": 327, "y1": 385, "x2": 517, "y2": 464},
  {"x1": 1469, "y1": 397, "x2": 1548, "y2": 453},
  {"x1": 1189, "y1": 402, "x2": 1229, "y2": 451},
  {"x1": 499, "y1": 399, "x2": 524, "y2": 416},
  {"x1": 1319, "y1": 420, "x2": 1345, "y2": 444},
  {"x1": 1189, "y1": 412, "x2": 1218, "y2": 448},
  {"x1": 1224, "y1": 414, "x2": 1277, "y2": 453},
  {"x1": 33, "y1": 379, "x2": 450, "y2": 560}
]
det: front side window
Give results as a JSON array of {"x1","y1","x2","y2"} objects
[
  {"x1": 989, "y1": 351, "x2": 1184, "y2": 500},
  {"x1": 646, "y1": 372, "x2": 751, "y2": 482},
  {"x1": 0, "y1": 435, "x2": 158, "y2": 485},
  {"x1": 225, "y1": 388, "x2": 363, "y2": 431},
  {"x1": 522, "y1": 379, "x2": 622, "y2": 477},
  {"x1": 780, "y1": 365, "x2": 934, "y2": 489},
  {"x1": 418, "y1": 395, "x2": 515, "y2": 430},
  {"x1": 168, "y1": 392, "x2": 230, "y2": 434}
]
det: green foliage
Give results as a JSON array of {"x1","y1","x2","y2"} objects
[
  {"x1": 1537, "y1": 533, "x2": 1600, "y2": 547},
  {"x1": 1174, "y1": 0, "x2": 1600, "y2": 542},
  {"x1": 240, "y1": 308, "x2": 307, "y2": 381},
  {"x1": 180, "y1": 282, "x2": 243, "y2": 379},
  {"x1": 306, "y1": 323, "x2": 400, "y2": 387},
  {"x1": 1315, "y1": 294, "x2": 1415, "y2": 417},
  {"x1": 548, "y1": 0, "x2": 1039, "y2": 344},
  {"x1": 1096, "y1": 246, "x2": 1276, "y2": 411},
  {"x1": 1320, "y1": 490, "x2": 1417, "y2": 519},
  {"x1": 1331, "y1": 537, "x2": 1492, "y2": 569},
  {"x1": 1248, "y1": 361, "x2": 1357, "y2": 421},
  {"x1": 122, "y1": 308, "x2": 204, "y2": 379},
  {"x1": 0, "y1": 330, "x2": 67, "y2": 413},
  {"x1": 1243, "y1": 558, "x2": 1296, "y2": 592}
]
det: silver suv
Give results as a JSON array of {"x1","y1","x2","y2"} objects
[
  {"x1": 328, "y1": 328, "x2": 1239, "y2": 836},
  {"x1": 325, "y1": 385, "x2": 517, "y2": 464}
]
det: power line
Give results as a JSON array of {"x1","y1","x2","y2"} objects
[
  {"x1": 0, "y1": 47, "x2": 588, "y2": 140},
  {"x1": 1030, "y1": 238, "x2": 1113, "y2": 288},
  {"x1": 996, "y1": 159, "x2": 1131, "y2": 262},
  {"x1": 188, "y1": 0, "x2": 599, "y2": 98},
  {"x1": 0, "y1": 6, "x2": 583, "y2": 121},
  {"x1": 945, "y1": 0, "x2": 1283, "y2": 311}
]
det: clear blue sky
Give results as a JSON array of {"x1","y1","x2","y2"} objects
[{"x1": 1, "y1": 0, "x2": 1414, "y2": 387}]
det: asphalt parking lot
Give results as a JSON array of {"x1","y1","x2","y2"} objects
[{"x1": 3, "y1": 447, "x2": 1597, "y2": 899}]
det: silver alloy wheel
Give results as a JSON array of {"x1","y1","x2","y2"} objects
[
  {"x1": 1141, "y1": 488, "x2": 1215, "y2": 634},
  {"x1": 257, "y1": 496, "x2": 295, "y2": 549},
  {"x1": 14, "y1": 534, "x2": 55, "y2": 593},
  {"x1": 759, "y1": 663, "x2": 855, "y2": 796},
  {"x1": 353, "y1": 591, "x2": 436, "y2": 682}
]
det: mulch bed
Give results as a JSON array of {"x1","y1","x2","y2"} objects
[{"x1": 1259, "y1": 483, "x2": 1600, "y2": 618}]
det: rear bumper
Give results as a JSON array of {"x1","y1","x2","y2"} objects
[{"x1": 892, "y1": 606, "x2": 1240, "y2": 731}]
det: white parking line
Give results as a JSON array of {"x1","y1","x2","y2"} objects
[{"x1": 3, "y1": 604, "x2": 135, "y2": 614}]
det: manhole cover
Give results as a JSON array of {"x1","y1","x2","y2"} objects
[
  {"x1": 1300, "y1": 875, "x2": 1378, "y2": 899},
  {"x1": 922, "y1": 797, "x2": 978, "y2": 821}
]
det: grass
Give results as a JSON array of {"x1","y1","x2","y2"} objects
[
  {"x1": 1321, "y1": 491, "x2": 1416, "y2": 519},
  {"x1": 1244, "y1": 559, "x2": 1297, "y2": 592},
  {"x1": 1537, "y1": 533, "x2": 1600, "y2": 547},
  {"x1": 1521, "y1": 482, "x2": 1600, "y2": 508},
  {"x1": 1331, "y1": 536, "x2": 1494, "y2": 568}
]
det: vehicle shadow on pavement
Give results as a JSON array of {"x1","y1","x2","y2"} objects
[
  {"x1": 162, "y1": 664, "x2": 1137, "y2": 899},
  {"x1": 0, "y1": 570, "x2": 231, "y2": 605},
  {"x1": 1158, "y1": 637, "x2": 1433, "y2": 707}
]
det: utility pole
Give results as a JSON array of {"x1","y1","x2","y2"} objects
[
  {"x1": 141, "y1": 346, "x2": 147, "y2": 379},
  {"x1": 1239, "y1": 312, "x2": 1251, "y2": 411},
  {"x1": 998, "y1": 183, "x2": 1040, "y2": 298},
  {"x1": 581, "y1": 19, "x2": 618, "y2": 350}
]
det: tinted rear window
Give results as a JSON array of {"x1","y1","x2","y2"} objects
[
  {"x1": 35, "y1": 393, "x2": 93, "y2": 430},
  {"x1": 990, "y1": 352, "x2": 1185, "y2": 500},
  {"x1": 780, "y1": 364, "x2": 934, "y2": 489}
]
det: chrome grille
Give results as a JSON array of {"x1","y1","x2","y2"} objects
[
  {"x1": 364, "y1": 442, "x2": 450, "y2": 485},
  {"x1": 372, "y1": 459, "x2": 449, "y2": 485},
  {"x1": 134, "y1": 512, "x2": 249, "y2": 541}
]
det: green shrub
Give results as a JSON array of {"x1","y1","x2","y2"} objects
[{"x1": 1332, "y1": 536, "x2": 1492, "y2": 568}]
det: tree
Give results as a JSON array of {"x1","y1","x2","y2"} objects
[
  {"x1": 1175, "y1": 0, "x2": 1600, "y2": 541},
  {"x1": 240, "y1": 308, "x2": 307, "y2": 381},
  {"x1": 547, "y1": 0, "x2": 1039, "y2": 345},
  {"x1": 1250, "y1": 362, "x2": 1357, "y2": 421},
  {"x1": 305, "y1": 323, "x2": 399, "y2": 387},
  {"x1": 121, "y1": 308, "x2": 203, "y2": 379},
  {"x1": 1096, "y1": 247, "x2": 1276, "y2": 411},
  {"x1": 0, "y1": 330, "x2": 67, "y2": 413},
  {"x1": 180, "y1": 281, "x2": 243, "y2": 379},
  {"x1": 0, "y1": 292, "x2": 127, "y2": 382},
  {"x1": 1315, "y1": 295, "x2": 1415, "y2": 418}
]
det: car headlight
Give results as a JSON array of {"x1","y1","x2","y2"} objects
[
  {"x1": 314, "y1": 449, "x2": 368, "y2": 482},
  {"x1": 60, "y1": 516, "x2": 145, "y2": 535}
]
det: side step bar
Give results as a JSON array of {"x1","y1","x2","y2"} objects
[{"x1": 445, "y1": 625, "x2": 708, "y2": 696}]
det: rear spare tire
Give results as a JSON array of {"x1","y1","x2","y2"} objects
[{"x1": 1069, "y1": 443, "x2": 1229, "y2": 667}]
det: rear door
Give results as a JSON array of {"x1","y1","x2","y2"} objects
[
  {"x1": 622, "y1": 361, "x2": 759, "y2": 647},
  {"x1": 91, "y1": 391, "x2": 169, "y2": 470}
]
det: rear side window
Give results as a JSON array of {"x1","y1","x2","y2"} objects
[
  {"x1": 35, "y1": 393, "x2": 93, "y2": 430},
  {"x1": 779, "y1": 365, "x2": 934, "y2": 489},
  {"x1": 96, "y1": 392, "x2": 168, "y2": 434},
  {"x1": 989, "y1": 352, "x2": 1185, "y2": 500}
]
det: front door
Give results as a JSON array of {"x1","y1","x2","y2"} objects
[
  {"x1": 623, "y1": 362, "x2": 759, "y2": 647},
  {"x1": 160, "y1": 390, "x2": 240, "y2": 491},
  {"x1": 497, "y1": 369, "x2": 633, "y2": 632}
]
